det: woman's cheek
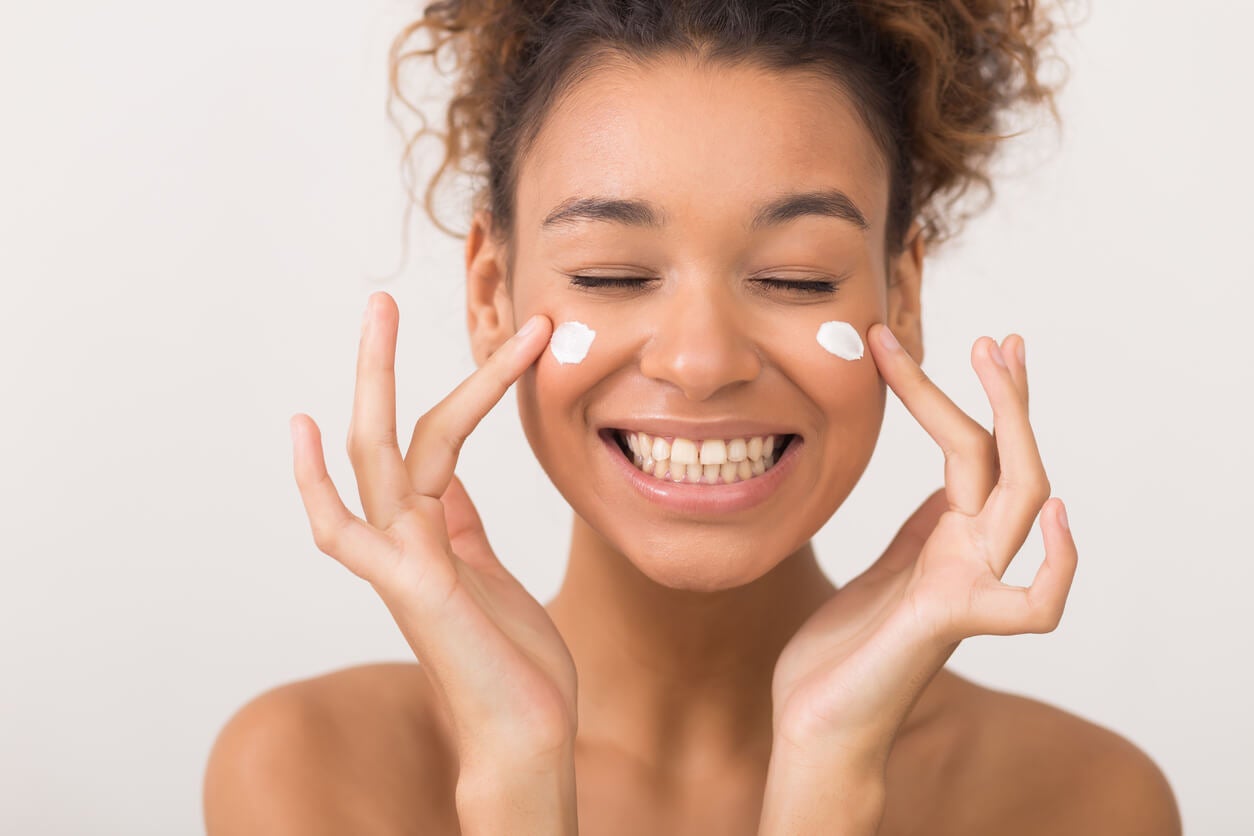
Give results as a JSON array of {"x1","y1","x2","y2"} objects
[
  {"x1": 514, "y1": 307, "x2": 633, "y2": 461},
  {"x1": 787, "y1": 316, "x2": 887, "y2": 480},
  {"x1": 530, "y1": 310, "x2": 636, "y2": 392}
]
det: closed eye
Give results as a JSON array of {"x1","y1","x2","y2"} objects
[
  {"x1": 568, "y1": 275, "x2": 843, "y2": 294},
  {"x1": 569, "y1": 275, "x2": 655, "y2": 290},
  {"x1": 753, "y1": 278, "x2": 839, "y2": 294}
]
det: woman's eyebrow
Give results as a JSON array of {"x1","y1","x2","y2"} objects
[{"x1": 539, "y1": 189, "x2": 870, "y2": 233}]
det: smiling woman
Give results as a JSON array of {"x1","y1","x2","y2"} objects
[{"x1": 203, "y1": 1, "x2": 1181, "y2": 834}]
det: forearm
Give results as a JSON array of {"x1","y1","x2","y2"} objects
[
  {"x1": 757, "y1": 743, "x2": 887, "y2": 836},
  {"x1": 455, "y1": 742, "x2": 578, "y2": 836}
]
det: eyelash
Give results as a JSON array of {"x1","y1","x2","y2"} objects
[{"x1": 568, "y1": 275, "x2": 841, "y2": 294}]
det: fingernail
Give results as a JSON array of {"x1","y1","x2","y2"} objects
[
  {"x1": 1016, "y1": 339, "x2": 1025, "y2": 365},
  {"x1": 878, "y1": 325, "x2": 900, "y2": 352},
  {"x1": 1057, "y1": 501, "x2": 1069, "y2": 531},
  {"x1": 989, "y1": 339, "x2": 1006, "y2": 368},
  {"x1": 516, "y1": 315, "x2": 541, "y2": 339}
]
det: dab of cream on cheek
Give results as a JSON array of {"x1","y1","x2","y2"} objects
[
  {"x1": 816, "y1": 320, "x2": 864, "y2": 360},
  {"x1": 549, "y1": 321, "x2": 597, "y2": 365}
]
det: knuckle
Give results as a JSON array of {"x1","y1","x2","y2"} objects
[
  {"x1": 952, "y1": 429, "x2": 994, "y2": 462},
  {"x1": 413, "y1": 408, "x2": 439, "y2": 441},
  {"x1": 997, "y1": 472, "x2": 1050, "y2": 504},
  {"x1": 345, "y1": 426, "x2": 365, "y2": 459},
  {"x1": 309, "y1": 517, "x2": 342, "y2": 555},
  {"x1": 346, "y1": 428, "x2": 398, "y2": 459},
  {"x1": 1031, "y1": 601, "x2": 1062, "y2": 633},
  {"x1": 392, "y1": 495, "x2": 445, "y2": 546},
  {"x1": 417, "y1": 411, "x2": 462, "y2": 458},
  {"x1": 370, "y1": 528, "x2": 410, "y2": 582},
  {"x1": 485, "y1": 364, "x2": 514, "y2": 395},
  {"x1": 438, "y1": 431, "x2": 463, "y2": 459},
  {"x1": 904, "y1": 363, "x2": 931, "y2": 388},
  {"x1": 1026, "y1": 474, "x2": 1051, "y2": 505},
  {"x1": 377, "y1": 426, "x2": 400, "y2": 450}
]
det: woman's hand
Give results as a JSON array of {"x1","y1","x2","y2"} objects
[
  {"x1": 760, "y1": 326, "x2": 1078, "y2": 834},
  {"x1": 288, "y1": 292, "x2": 577, "y2": 832}
]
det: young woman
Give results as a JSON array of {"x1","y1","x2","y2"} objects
[{"x1": 205, "y1": 1, "x2": 1181, "y2": 833}]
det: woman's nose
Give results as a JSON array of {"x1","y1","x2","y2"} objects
[{"x1": 637, "y1": 288, "x2": 762, "y2": 401}]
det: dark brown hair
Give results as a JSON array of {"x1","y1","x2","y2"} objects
[{"x1": 384, "y1": 0, "x2": 1073, "y2": 267}]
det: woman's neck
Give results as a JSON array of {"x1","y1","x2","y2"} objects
[{"x1": 545, "y1": 514, "x2": 838, "y2": 774}]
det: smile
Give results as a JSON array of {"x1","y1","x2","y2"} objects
[
  {"x1": 612, "y1": 430, "x2": 797, "y2": 483},
  {"x1": 596, "y1": 426, "x2": 802, "y2": 516},
  {"x1": 598, "y1": 425, "x2": 804, "y2": 515}
]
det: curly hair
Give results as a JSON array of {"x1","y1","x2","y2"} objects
[{"x1": 384, "y1": 0, "x2": 1074, "y2": 266}]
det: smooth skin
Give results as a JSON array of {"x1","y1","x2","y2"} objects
[{"x1": 204, "y1": 56, "x2": 1181, "y2": 835}]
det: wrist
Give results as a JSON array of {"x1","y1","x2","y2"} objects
[
  {"x1": 758, "y1": 741, "x2": 887, "y2": 836},
  {"x1": 456, "y1": 742, "x2": 578, "y2": 836},
  {"x1": 772, "y1": 705, "x2": 895, "y2": 778}
]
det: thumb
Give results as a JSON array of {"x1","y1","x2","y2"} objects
[
  {"x1": 440, "y1": 474, "x2": 500, "y2": 571},
  {"x1": 869, "y1": 488, "x2": 948, "y2": 575}
]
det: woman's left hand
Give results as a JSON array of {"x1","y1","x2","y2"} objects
[{"x1": 768, "y1": 325, "x2": 1079, "y2": 784}]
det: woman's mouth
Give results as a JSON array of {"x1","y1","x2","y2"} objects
[
  {"x1": 596, "y1": 425, "x2": 804, "y2": 515},
  {"x1": 608, "y1": 429, "x2": 796, "y2": 483}
]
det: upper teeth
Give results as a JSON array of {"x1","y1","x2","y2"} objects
[{"x1": 619, "y1": 431, "x2": 785, "y2": 484}]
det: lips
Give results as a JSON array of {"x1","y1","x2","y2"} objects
[{"x1": 596, "y1": 426, "x2": 804, "y2": 515}]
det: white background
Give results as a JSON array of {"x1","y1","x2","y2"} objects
[{"x1": 3, "y1": 1, "x2": 1251, "y2": 833}]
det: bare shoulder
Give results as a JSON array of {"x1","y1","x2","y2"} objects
[
  {"x1": 952, "y1": 676, "x2": 1182, "y2": 836},
  {"x1": 203, "y1": 661, "x2": 458, "y2": 835}
]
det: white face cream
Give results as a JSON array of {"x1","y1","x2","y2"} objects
[
  {"x1": 815, "y1": 320, "x2": 864, "y2": 360},
  {"x1": 549, "y1": 320, "x2": 597, "y2": 365}
]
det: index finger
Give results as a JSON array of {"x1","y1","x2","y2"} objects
[
  {"x1": 405, "y1": 314, "x2": 552, "y2": 497},
  {"x1": 868, "y1": 323, "x2": 998, "y2": 515}
]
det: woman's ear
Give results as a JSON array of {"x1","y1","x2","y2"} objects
[
  {"x1": 886, "y1": 220, "x2": 925, "y2": 365},
  {"x1": 465, "y1": 208, "x2": 516, "y2": 368}
]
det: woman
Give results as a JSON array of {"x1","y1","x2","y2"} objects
[{"x1": 205, "y1": 1, "x2": 1181, "y2": 832}]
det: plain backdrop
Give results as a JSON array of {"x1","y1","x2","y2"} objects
[{"x1": 3, "y1": 0, "x2": 1251, "y2": 833}]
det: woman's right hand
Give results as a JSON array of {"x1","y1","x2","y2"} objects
[{"x1": 288, "y1": 291, "x2": 575, "y2": 770}]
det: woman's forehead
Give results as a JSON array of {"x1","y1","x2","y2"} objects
[{"x1": 515, "y1": 56, "x2": 890, "y2": 236}]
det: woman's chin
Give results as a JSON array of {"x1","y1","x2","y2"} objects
[{"x1": 609, "y1": 528, "x2": 802, "y2": 592}]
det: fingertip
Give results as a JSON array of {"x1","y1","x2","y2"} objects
[
  {"x1": 289, "y1": 417, "x2": 306, "y2": 476},
  {"x1": 1054, "y1": 497, "x2": 1069, "y2": 532},
  {"x1": 1003, "y1": 332, "x2": 1024, "y2": 353},
  {"x1": 1039, "y1": 496, "x2": 1058, "y2": 529},
  {"x1": 974, "y1": 336, "x2": 1010, "y2": 371},
  {"x1": 1040, "y1": 498, "x2": 1077, "y2": 575},
  {"x1": 367, "y1": 289, "x2": 396, "y2": 310},
  {"x1": 988, "y1": 337, "x2": 1007, "y2": 367},
  {"x1": 516, "y1": 313, "x2": 551, "y2": 341},
  {"x1": 970, "y1": 336, "x2": 988, "y2": 367},
  {"x1": 872, "y1": 322, "x2": 900, "y2": 353}
]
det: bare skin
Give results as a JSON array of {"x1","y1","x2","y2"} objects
[
  {"x1": 204, "y1": 55, "x2": 1181, "y2": 833},
  {"x1": 204, "y1": 661, "x2": 1178, "y2": 835}
]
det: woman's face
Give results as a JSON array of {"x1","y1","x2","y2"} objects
[{"x1": 466, "y1": 54, "x2": 924, "y2": 591}]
